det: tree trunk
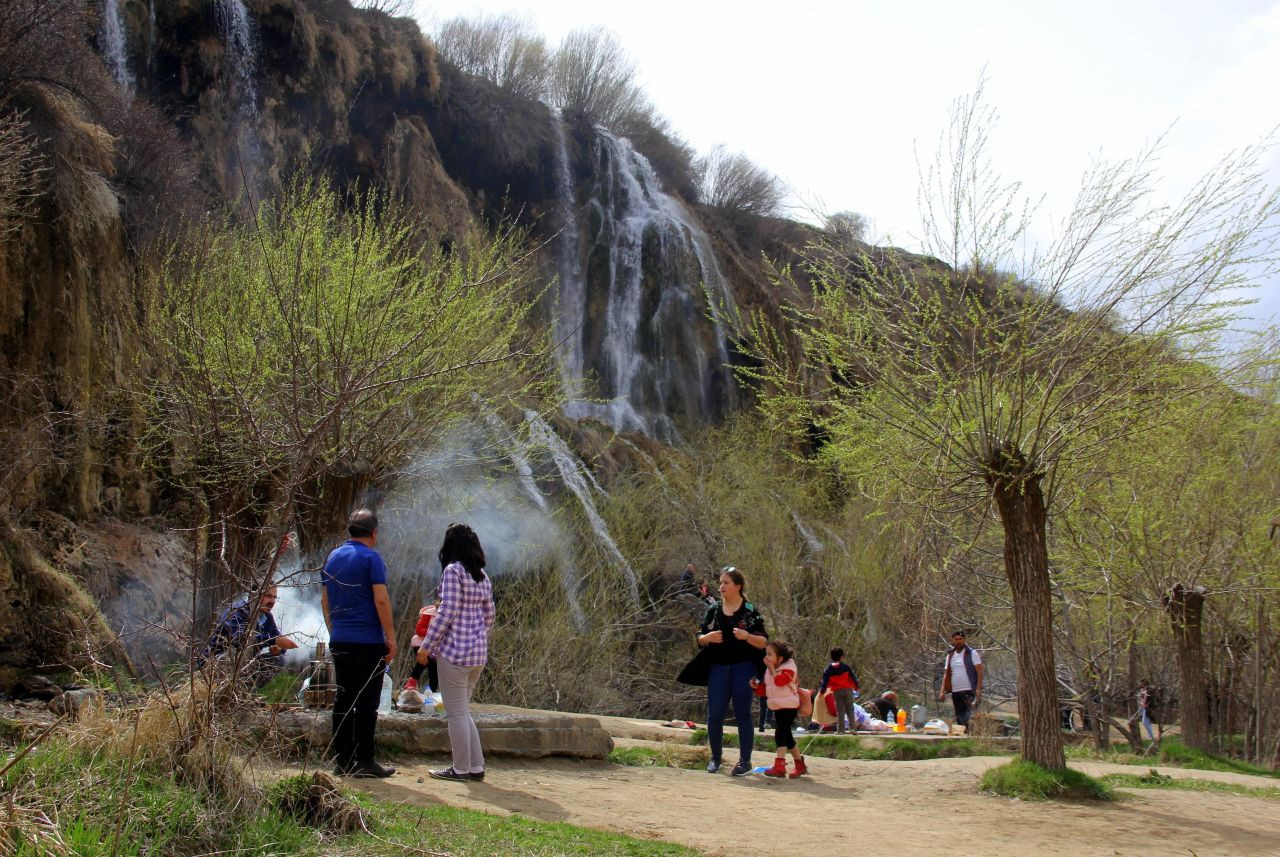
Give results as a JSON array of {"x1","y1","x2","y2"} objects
[
  {"x1": 1165, "y1": 583, "x2": 1210, "y2": 752},
  {"x1": 991, "y1": 472, "x2": 1066, "y2": 770}
]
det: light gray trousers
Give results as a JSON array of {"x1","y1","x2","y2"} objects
[{"x1": 436, "y1": 655, "x2": 485, "y2": 773}]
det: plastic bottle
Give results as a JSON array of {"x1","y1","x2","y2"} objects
[
  {"x1": 377, "y1": 669, "x2": 393, "y2": 714},
  {"x1": 895, "y1": 707, "x2": 907, "y2": 732}
]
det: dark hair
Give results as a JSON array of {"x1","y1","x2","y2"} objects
[
  {"x1": 830, "y1": 647, "x2": 844, "y2": 661},
  {"x1": 951, "y1": 630, "x2": 967, "y2": 639},
  {"x1": 719, "y1": 566, "x2": 745, "y2": 593},
  {"x1": 768, "y1": 639, "x2": 794, "y2": 661},
  {"x1": 348, "y1": 508, "x2": 378, "y2": 538},
  {"x1": 439, "y1": 523, "x2": 486, "y2": 582}
]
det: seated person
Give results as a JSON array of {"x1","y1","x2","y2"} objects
[
  {"x1": 868, "y1": 690, "x2": 899, "y2": 722},
  {"x1": 851, "y1": 702, "x2": 893, "y2": 732},
  {"x1": 199, "y1": 584, "x2": 298, "y2": 685}
]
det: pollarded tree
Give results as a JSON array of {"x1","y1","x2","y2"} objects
[
  {"x1": 741, "y1": 83, "x2": 1280, "y2": 770},
  {"x1": 143, "y1": 179, "x2": 556, "y2": 629}
]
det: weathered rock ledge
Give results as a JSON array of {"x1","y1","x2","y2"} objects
[{"x1": 268, "y1": 704, "x2": 613, "y2": 760}]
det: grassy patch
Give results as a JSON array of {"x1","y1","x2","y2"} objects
[
  {"x1": 1101, "y1": 769, "x2": 1280, "y2": 800},
  {"x1": 609, "y1": 745, "x2": 707, "y2": 770},
  {"x1": 4, "y1": 735, "x2": 702, "y2": 855},
  {"x1": 347, "y1": 799, "x2": 700, "y2": 856},
  {"x1": 1066, "y1": 738, "x2": 1279, "y2": 779},
  {"x1": 688, "y1": 728, "x2": 1002, "y2": 761},
  {"x1": 259, "y1": 670, "x2": 304, "y2": 705},
  {"x1": 979, "y1": 759, "x2": 1114, "y2": 801}
]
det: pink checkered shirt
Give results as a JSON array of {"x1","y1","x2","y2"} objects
[{"x1": 419, "y1": 561, "x2": 494, "y2": 667}]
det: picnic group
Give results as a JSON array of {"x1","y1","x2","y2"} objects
[{"x1": 199, "y1": 511, "x2": 983, "y2": 781}]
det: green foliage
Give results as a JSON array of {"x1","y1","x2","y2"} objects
[
  {"x1": 259, "y1": 670, "x2": 304, "y2": 704},
  {"x1": 979, "y1": 759, "x2": 1114, "y2": 801},
  {"x1": 687, "y1": 728, "x2": 1000, "y2": 761},
  {"x1": 1155, "y1": 737, "x2": 1280, "y2": 778},
  {"x1": 144, "y1": 177, "x2": 554, "y2": 513},
  {"x1": 1101, "y1": 770, "x2": 1280, "y2": 800},
  {"x1": 608, "y1": 745, "x2": 706, "y2": 770}
]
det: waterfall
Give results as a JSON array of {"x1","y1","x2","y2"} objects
[
  {"x1": 100, "y1": 0, "x2": 133, "y2": 91},
  {"x1": 789, "y1": 509, "x2": 825, "y2": 556},
  {"x1": 216, "y1": 0, "x2": 262, "y2": 184},
  {"x1": 553, "y1": 122, "x2": 739, "y2": 440},
  {"x1": 527, "y1": 412, "x2": 640, "y2": 606},
  {"x1": 480, "y1": 407, "x2": 587, "y2": 630}
]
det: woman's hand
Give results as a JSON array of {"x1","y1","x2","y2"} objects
[
  {"x1": 748, "y1": 677, "x2": 760, "y2": 689},
  {"x1": 416, "y1": 648, "x2": 430, "y2": 666},
  {"x1": 732, "y1": 627, "x2": 749, "y2": 641},
  {"x1": 700, "y1": 630, "x2": 723, "y2": 645}
]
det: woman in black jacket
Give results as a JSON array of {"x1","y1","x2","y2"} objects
[{"x1": 695, "y1": 566, "x2": 768, "y2": 776}]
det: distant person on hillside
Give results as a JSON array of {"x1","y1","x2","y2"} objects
[
  {"x1": 1136, "y1": 679, "x2": 1155, "y2": 741},
  {"x1": 679, "y1": 562, "x2": 698, "y2": 595},
  {"x1": 937, "y1": 630, "x2": 983, "y2": 727},
  {"x1": 322, "y1": 508, "x2": 398, "y2": 779},
  {"x1": 421, "y1": 523, "x2": 496, "y2": 783},
  {"x1": 198, "y1": 584, "x2": 298, "y2": 686},
  {"x1": 817, "y1": 647, "x2": 860, "y2": 733},
  {"x1": 867, "y1": 690, "x2": 899, "y2": 723},
  {"x1": 696, "y1": 566, "x2": 768, "y2": 777}
]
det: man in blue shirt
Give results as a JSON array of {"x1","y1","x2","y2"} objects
[
  {"x1": 322, "y1": 508, "x2": 398, "y2": 778},
  {"x1": 198, "y1": 585, "x2": 298, "y2": 685}
]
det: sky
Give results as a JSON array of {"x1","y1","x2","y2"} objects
[{"x1": 414, "y1": 0, "x2": 1280, "y2": 327}]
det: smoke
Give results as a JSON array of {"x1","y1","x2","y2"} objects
[{"x1": 269, "y1": 556, "x2": 328, "y2": 666}]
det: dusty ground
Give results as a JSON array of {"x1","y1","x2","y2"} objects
[{"x1": 345, "y1": 718, "x2": 1280, "y2": 857}]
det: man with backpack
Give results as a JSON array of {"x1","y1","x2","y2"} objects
[{"x1": 938, "y1": 630, "x2": 983, "y2": 727}]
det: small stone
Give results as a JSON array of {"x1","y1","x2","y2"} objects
[
  {"x1": 417, "y1": 777, "x2": 424, "y2": 783},
  {"x1": 47, "y1": 688, "x2": 102, "y2": 719}
]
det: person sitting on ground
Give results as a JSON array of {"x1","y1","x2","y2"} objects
[
  {"x1": 852, "y1": 701, "x2": 894, "y2": 732},
  {"x1": 867, "y1": 690, "x2": 899, "y2": 722},
  {"x1": 817, "y1": 647, "x2": 860, "y2": 734},
  {"x1": 198, "y1": 584, "x2": 298, "y2": 685}
]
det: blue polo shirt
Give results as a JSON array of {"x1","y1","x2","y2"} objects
[{"x1": 323, "y1": 540, "x2": 388, "y2": 645}]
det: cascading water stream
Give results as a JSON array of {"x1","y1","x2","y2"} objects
[
  {"x1": 527, "y1": 412, "x2": 640, "y2": 606},
  {"x1": 553, "y1": 121, "x2": 739, "y2": 440},
  {"x1": 100, "y1": 0, "x2": 133, "y2": 91},
  {"x1": 216, "y1": 0, "x2": 262, "y2": 184}
]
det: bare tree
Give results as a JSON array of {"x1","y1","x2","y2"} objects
[
  {"x1": 550, "y1": 27, "x2": 646, "y2": 129},
  {"x1": 435, "y1": 12, "x2": 551, "y2": 101},
  {"x1": 696, "y1": 144, "x2": 784, "y2": 219},
  {"x1": 741, "y1": 82, "x2": 1280, "y2": 771},
  {"x1": 352, "y1": 0, "x2": 416, "y2": 16}
]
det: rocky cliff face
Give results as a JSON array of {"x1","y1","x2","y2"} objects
[{"x1": 0, "y1": 0, "x2": 804, "y2": 682}]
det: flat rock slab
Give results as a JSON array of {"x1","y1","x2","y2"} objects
[{"x1": 268, "y1": 704, "x2": 613, "y2": 759}]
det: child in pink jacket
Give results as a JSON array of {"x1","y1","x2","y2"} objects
[{"x1": 751, "y1": 640, "x2": 808, "y2": 778}]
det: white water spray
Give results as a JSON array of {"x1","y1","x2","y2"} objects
[{"x1": 101, "y1": 0, "x2": 133, "y2": 91}]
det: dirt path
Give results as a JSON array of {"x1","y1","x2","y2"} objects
[{"x1": 348, "y1": 749, "x2": 1280, "y2": 857}]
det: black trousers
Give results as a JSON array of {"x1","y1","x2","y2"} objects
[
  {"x1": 773, "y1": 707, "x2": 798, "y2": 750},
  {"x1": 950, "y1": 690, "x2": 976, "y2": 726},
  {"x1": 408, "y1": 646, "x2": 439, "y2": 691},
  {"x1": 331, "y1": 641, "x2": 386, "y2": 767}
]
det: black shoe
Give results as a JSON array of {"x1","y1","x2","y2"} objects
[
  {"x1": 730, "y1": 760, "x2": 752, "y2": 777},
  {"x1": 428, "y1": 767, "x2": 471, "y2": 782},
  {"x1": 348, "y1": 761, "x2": 395, "y2": 778},
  {"x1": 706, "y1": 760, "x2": 722, "y2": 774},
  {"x1": 467, "y1": 770, "x2": 485, "y2": 781}
]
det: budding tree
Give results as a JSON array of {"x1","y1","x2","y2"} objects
[{"x1": 742, "y1": 81, "x2": 1280, "y2": 770}]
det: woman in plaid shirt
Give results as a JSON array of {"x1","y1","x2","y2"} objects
[{"x1": 420, "y1": 523, "x2": 495, "y2": 782}]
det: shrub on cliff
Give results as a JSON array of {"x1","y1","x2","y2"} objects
[
  {"x1": 435, "y1": 11, "x2": 552, "y2": 101},
  {"x1": 141, "y1": 178, "x2": 558, "y2": 592}
]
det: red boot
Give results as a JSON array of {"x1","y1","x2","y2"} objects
[
  {"x1": 789, "y1": 756, "x2": 808, "y2": 778},
  {"x1": 763, "y1": 758, "x2": 788, "y2": 778}
]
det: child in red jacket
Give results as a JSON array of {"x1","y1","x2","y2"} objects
[
  {"x1": 405, "y1": 601, "x2": 439, "y2": 692},
  {"x1": 750, "y1": 640, "x2": 808, "y2": 778}
]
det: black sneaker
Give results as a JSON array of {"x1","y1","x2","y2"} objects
[
  {"x1": 348, "y1": 761, "x2": 396, "y2": 778},
  {"x1": 730, "y1": 760, "x2": 752, "y2": 777},
  {"x1": 706, "y1": 760, "x2": 722, "y2": 774},
  {"x1": 467, "y1": 770, "x2": 485, "y2": 781},
  {"x1": 428, "y1": 767, "x2": 471, "y2": 782}
]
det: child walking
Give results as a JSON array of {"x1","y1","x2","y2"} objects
[
  {"x1": 817, "y1": 647, "x2": 860, "y2": 733},
  {"x1": 751, "y1": 640, "x2": 808, "y2": 778}
]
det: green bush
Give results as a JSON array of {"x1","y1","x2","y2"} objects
[{"x1": 979, "y1": 759, "x2": 1114, "y2": 801}]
